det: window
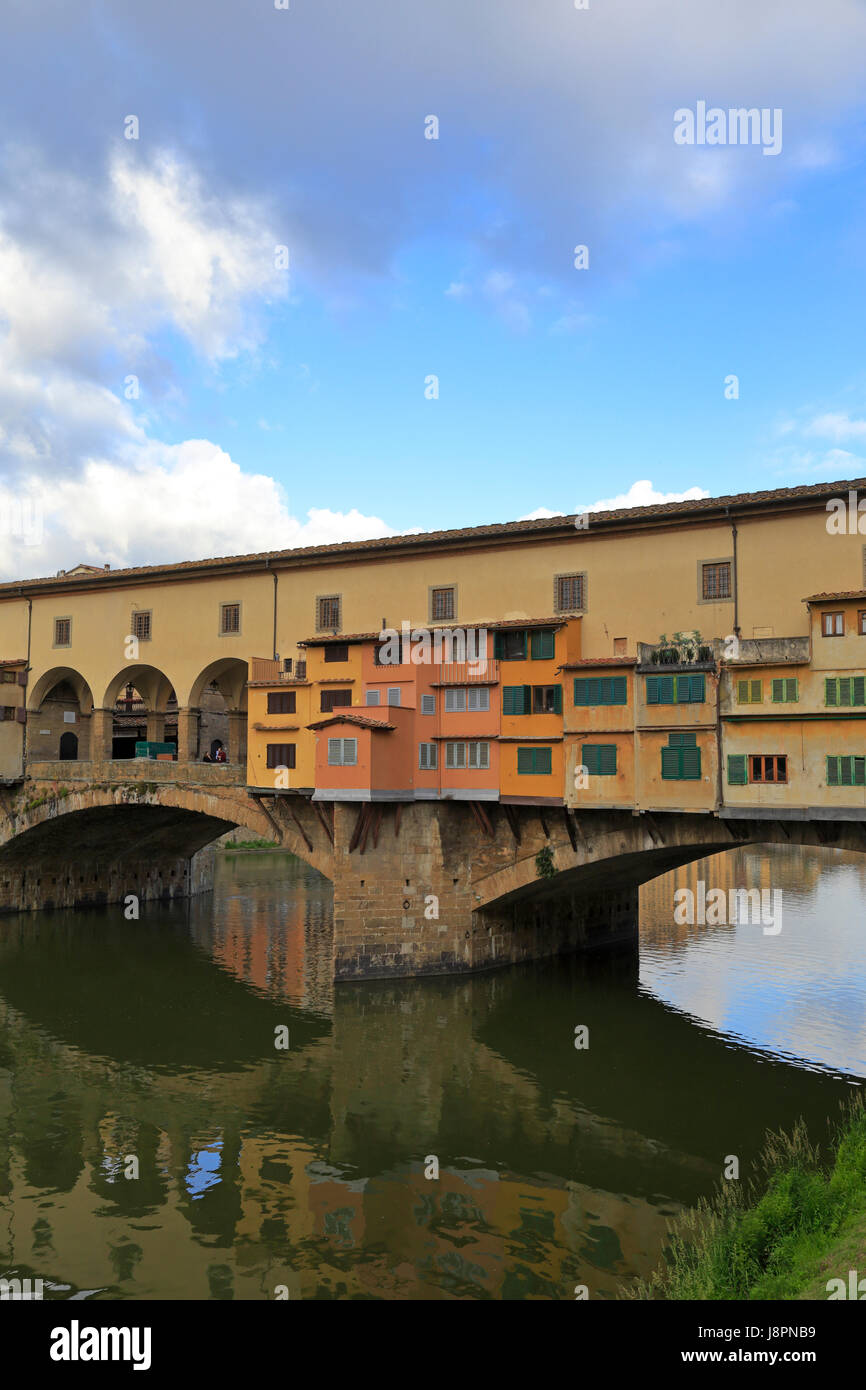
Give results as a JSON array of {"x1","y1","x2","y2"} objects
[
  {"x1": 421, "y1": 694, "x2": 436, "y2": 715},
  {"x1": 131, "y1": 610, "x2": 151, "y2": 642},
  {"x1": 365, "y1": 690, "x2": 381, "y2": 706},
  {"x1": 320, "y1": 688, "x2": 352, "y2": 713},
  {"x1": 387, "y1": 687, "x2": 401, "y2": 706},
  {"x1": 266, "y1": 743, "x2": 296, "y2": 769},
  {"x1": 822, "y1": 611, "x2": 844, "y2": 637},
  {"x1": 419, "y1": 742, "x2": 437, "y2": 769},
  {"x1": 532, "y1": 684, "x2": 562, "y2": 714},
  {"x1": 503, "y1": 685, "x2": 531, "y2": 715},
  {"x1": 445, "y1": 741, "x2": 489, "y2": 769},
  {"x1": 574, "y1": 676, "x2": 627, "y2": 706},
  {"x1": 827, "y1": 755, "x2": 866, "y2": 787},
  {"x1": 613, "y1": 637, "x2": 627, "y2": 656},
  {"x1": 328, "y1": 737, "x2": 357, "y2": 766},
  {"x1": 430, "y1": 586, "x2": 456, "y2": 622},
  {"x1": 581, "y1": 743, "x2": 616, "y2": 775},
  {"x1": 727, "y1": 754, "x2": 748, "y2": 785},
  {"x1": 494, "y1": 629, "x2": 527, "y2": 661},
  {"x1": 859, "y1": 610, "x2": 866, "y2": 636},
  {"x1": 646, "y1": 674, "x2": 705, "y2": 704},
  {"x1": 825, "y1": 677, "x2": 866, "y2": 707},
  {"x1": 220, "y1": 602, "x2": 240, "y2": 635},
  {"x1": 530, "y1": 629, "x2": 556, "y2": 660},
  {"x1": 701, "y1": 562, "x2": 732, "y2": 600},
  {"x1": 54, "y1": 617, "x2": 71, "y2": 647},
  {"x1": 771, "y1": 678, "x2": 799, "y2": 703},
  {"x1": 737, "y1": 679, "x2": 762, "y2": 704},
  {"x1": 445, "y1": 687, "x2": 490, "y2": 712},
  {"x1": 750, "y1": 754, "x2": 787, "y2": 783},
  {"x1": 661, "y1": 732, "x2": 701, "y2": 780},
  {"x1": 316, "y1": 595, "x2": 342, "y2": 631},
  {"x1": 324, "y1": 644, "x2": 349, "y2": 663},
  {"x1": 554, "y1": 573, "x2": 585, "y2": 612},
  {"x1": 267, "y1": 691, "x2": 296, "y2": 714},
  {"x1": 1, "y1": 706, "x2": 15, "y2": 721},
  {"x1": 516, "y1": 746, "x2": 552, "y2": 775},
  {"x1": 1, "y1": 670, "x2": 14, "y2": 683}
]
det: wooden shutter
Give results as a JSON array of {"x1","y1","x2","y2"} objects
[
  {"x1": 517, "y1": 747, "x2": 533, "y2": 774},
  {"x1": 327, "y1": 738, "x2": 342, "y2": 765},
  {"x1": 611, "y1": 676, "x2": 627, "y2": 704},
  {"x1": 855, "y1": 758, "x2": 866, "y2": 786},
  {"x1": 727, "y1": 754, "x2": 748, "y2": 785},
  {"x1": 535, "y1": 747, "x2": 552, "y2": 774},
  {"x1": 785, "y1": 678, "x2": 798, "y2": 702},
  {"x1": 503, "y1": 686, "x2": 525, "y2": 715},
  {"x1": 582, "y1": 744, "x2": 600, "y2": 775},
  {"x1": 827, "y1": 756, "x2": 839, "y2": 785},
  {"x1": 552, "y1": 684, "x2": 563, "y2": 714},
  {"x1": 598, "y1": 744, "x2": 616, "y2": 775},
  {"x1": 737, "y1": 679, "x2": 750, "y2": 704},
  {"x1": 661, "y1": 747, "x2": 681, "y2": 779},
  {"x1": 825, "y1": 678, "x2": 838, "y2": 707},
  {"x1": 681, "y1": 746, "x2": 701, "y2": 779},
  {"x1": 854, "y1": 677, "x2": 866, "y2": 705},
  {"x1": 839, "y1": 756, "x2": 854, "y2": 786},
  {"x1": 530, "y1": 629, "x2": 555, "y2": 660}
]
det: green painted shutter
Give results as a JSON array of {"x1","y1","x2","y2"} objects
[
  {"x1": 839, "y1": 678, "x2": 852, "y2": 707},
  {"x1": 530, "y1": 629, "x2": 555, "y2": 660},
  {"x1": 612, "y1": 676, "x2": 627, "y2": 704},
  {"x1": 727, "y1": 754, "x2": 747, "y2": 785},
  {"x1": 827, "y1": 756, "x2": 839, "y2": 786},
  {"x1": 854, "y1": 677, "x2": 866, "y2": 706},
  {"x1": 681, "y1": 747, "x2": 702, "y2": 779},
  {"x1": 494, "y1": 632, "x2": 504, "y2": 660},
  {"x1": 840, "y1": 756, "x2": 854, "y2": 786},
  {"x1": 856, "y1": 757, "x2": 866, "y2": 786},
  {"x1": 737, "y1": 679, "x2": 750, "y2": 704},
  {"x1": 582, "y1": 744, "x2": 600, "y2": 775},
  {"x1": 552, "y1": 684, "x2": 562, "y2": 714},
  {"x1": 503, "y1": 686, "x2": 519, "y2": 715},
  {"x1": 598, "y1": 744, "x2": 616, "y2": 775},
  {"x1": 517, "y1": 747, "x2": 533, "y2": 774},
  {"x1": 535, "y1": 747, "x2": 552, "y2": 774},
  {"x1": 661, "y1": 747, "x2": 680, "y2": 779},
  {"x1": 785, "y1": 678, "x2": 798, "y2": 702},
  {"x1": 646, "y1": 676, "x2": 658, "y2": 704},
  {"x1": 523, "y1": 685, "x2": 532, "y2": 714},
  {"x1": 669, "y1": 732, "x2": 697, "y2": 747},
  {"x1": 574, "y1": 678, "x2": 587, "y2": 705},
  {"x1": 771, "y1": 678, "x2": 783, "y2": 703},
  {"x1": 750, "y1": 679, "x2": 761, "y2": 703},
  {"x1": 675, "y1": 675, "x2": 691, "y2": 703},
  {"x1": 825, "y1": 678, "x2": 838, "y2": 707}
]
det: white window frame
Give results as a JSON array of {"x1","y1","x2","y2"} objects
[
  {"x1": 387, "y1": 687, "x2": 401, "y2": 705},
  {"x1": 419, "y1": 742, "x2": 437, "y2": 770},
  {"x1": 421, "y1": 694, "x2": 436, "y2": 715},
  {"x1": 445, "y1": 741, "x2": 465, "y2": 769},
  {"x1": 327, "y1": 737, "x2": 357, "y2": 766},
  {"x1": 468, "y1": 741, "x2": 490, "y2": 769},
  {"x1": 365, "y1": 690, "x2": 381, "y2": 706}
]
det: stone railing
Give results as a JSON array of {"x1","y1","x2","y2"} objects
[{"x1": 25, "y1": 759, "x2": 246, "y2": 787}]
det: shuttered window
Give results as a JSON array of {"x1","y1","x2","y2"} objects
[
  {"x1": 661, "y1": 733, "x2": 701, "y2": 779},
  {"x1": 573, "y1": 676, "x2": 627, "y2": 706},
  {"x1": 771, "y1": 678, "x2": 799, "y2": 703},
  {"x1": 445, "y1": 741, "x2": 465, "y2": 769},
  {"x1": 646, "y1": 674, "x2": 705, "y2": 704},
  {"x1": 581, "y1": 743, "x2": 617, "y2": 776},
  {"x1": 727, "y1": 754, "x2": 748, "y2": 785},
  {"x1": 825, "y1": 677, "x2": 866, "y2": 707},
  {"x1": 827, "y1": 756, "x2": 866, "y2": 786},
  {"x1": 503, "y1": 685, "x2": 531, "y2": 715},
  {"x1": 418, "y1": 742, "x2": 437, "y2": 769},
  {"x1": 54, "y1": 617, "x2": 71, "y2": 647},
  {"x1": 531, "y1": 684, "x2": 562, "y2": 714},
  {"x1": 554, "y1": 574, "x2": 585, "y2": 612},
  {"x1": 316, "y1": 595, "x2": 341, "y2": 631},
  {"x1": 267, "y1": 691, "x2": 296, "y2": 714},
  {"x1": 266, "y1": 744, "x2": 296, "y2": 769},
  {"x1": 516, "y1": 746, "x2": 553, "y2": 775},
  {"x1": 750, "y1": 754, "x2": 787, "y2": 783},
  {"x1": 494, "y1": 630, "x2": 527, "y2": 660},
  {"x1": 737, "y1": 679, "x2": 762, "y2": 704},
  {"x1": 430, "y1": 586, "x2": 456, "y2": 621},
  {"x1": 702, "y1": 562, "x2": 731, "y2": 599},
  {"x1": 327, "y1": 738, "x2": 357, "y2": 766},
  {"x1": 387, "y1": 688, "x2": 401, "y2": 706},
  {"x1": 530, "y1": 629, "x2": 556, "y2": 660},
  {"x1": 324, "y1": 644, "x2": 349, "y2": 662},
  {"x1": 365, "y1": 690, "x2": 381, "y2": 706},
  {"x1": 467, "y1": 742, "x2": 489, "y2": 768},
  {"x1": 220, "y1": 602, "x2": 240, "y2": 634},
  {"x1": 320, "y1": 689, "x2": 351, "y2": 713},
  {"x1": 421, "y1": 694, "x2": 436, "y2": 715}
]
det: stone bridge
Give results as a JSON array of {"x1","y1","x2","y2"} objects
[{"x1": 2, "y1": 759, "x2": 864, "y2": 979}]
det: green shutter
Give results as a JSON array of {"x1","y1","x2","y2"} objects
[
  {"x1": 535, "y1": 747, "x2": 552, "y2": 774},
  {"x1": 504, "y1": 685, "x2": 529, "y2": 715},
  {"x1": 727, "y1": 754, "x2": 748, "y2": 785},
  {"x1": 517, "y1": 747, "x2": 533, "y2": 774},
  {"x1": 839, "y1": 679, "x2": 852, "y2": 708},
  {"x1": 661, "y1": 747, "x2": 681, "y2": 779},
  {"x1": 611, "y1": 675, "x2": 627, "y2": 704},
  {"x1": 785, "y1": 678, "x2": 798, "y2": 703},
  {"x1": 771, "y1": 678, "x2": 782, "y2": 703},
  {"x1": 582, "y1": 744, "x2": 616, "y2": 776},
  {"x1": 855, "y1": 677, "x2": 866, "y2": 706},
  {"x1": 751, "y1": 679, "x2": 761, "y2": 703},
  {"x1": 737, "y1": 679, "x2": 750, "y2": 704},
  {"x1": 856, "y1": 757, "x2": 866, "y2": 786},
  {"x1": 669, "y1": 732, "x2": 697, "y2": 747},
  {"x1": 552, "y1": 684, "x2": 562, "y2": 714},
  {"x1": 840, "y1": 756, "x2": 854, "y2": 786},
  {"x1": 574, "y1": 678, "x2": 587, "y2": 705},
  {"x1": 648, "y1": 674, "x2": 675, "y2": 704},
  {"x1": 681, "y1": 747, "x2": 702, "y2": 779},
  {"x1": 530, "y1": 629, "x2": 555, "y2": 660},
  {"x1": 582, "y1": 744, "x2": 600, "y2": 775},
  {"x1": 494, "y1": 632, "x2": 504, "y2": 660},
  {"x1": 827, "y1": 756, "x2": 839, "y2": 786},
  {"x1": 675, "y1": 675, "x2": 692, "y2": 703},
  {"x1": 646, "y1": 676, "x2": 659, "y2": 704},
  {"x1": 825, "y1": 678, "x2": 837, "y2": 707}
]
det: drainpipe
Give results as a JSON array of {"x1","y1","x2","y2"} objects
[
  {"x1": 726, "y1": 507, "x2": 740, "y2": 638},
  {"x1": 20, "y1": 592, "x2": 32, "y2": 769},
  {"x1": 265, "y1": 560, "x2": 278, "y2": 661}
]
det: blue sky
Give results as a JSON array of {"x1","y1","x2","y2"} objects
[{"x1": 1, "y1": 0, "x2": 865, "y2": 574}]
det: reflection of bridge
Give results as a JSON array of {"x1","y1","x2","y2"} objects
[{"x1": 2, "y1": 757, "x2": 866, "y2": 979}]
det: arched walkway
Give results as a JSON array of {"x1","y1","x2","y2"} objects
[{"x1": 26, "y1": 666, "x2": 95, "y2": 762}]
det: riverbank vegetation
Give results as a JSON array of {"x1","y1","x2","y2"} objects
[{"x1": 631, "y1": 1095, "x2": 866, "y2": 1300}]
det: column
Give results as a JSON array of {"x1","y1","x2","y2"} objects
[
  {"x1": 146, "y1": 711, "x2": 166, "y2": 743},
  {"x1": 227, "y1": 709, "x2": 246, "y2": 766},
  {"x1": 176, "y1": 708, "x2": 200, "y2": 763},
  {"x1": 89, "y1": 709, "x2": 114, "y2": 763}
]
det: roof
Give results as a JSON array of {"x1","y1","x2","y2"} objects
[
  {"x1": 306, "y1": 713, "x2": 396, "y2": 732},
  {"x1": 560, "y1": 657, "x2": 637, "y2": 668},
  {"x1": 2, "y1": 476, "x2": 862, "y2": 596},
  {"x1": 804, "y1": 591, "x2": 866, "y2": 602}
]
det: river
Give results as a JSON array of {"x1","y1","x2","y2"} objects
[{"x1": 0, "y1": 843, "x2": 863, "y2": 1300}]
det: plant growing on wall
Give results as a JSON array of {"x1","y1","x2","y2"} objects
[{"x1": 535, "y1": 845, "x2": 556, "y2": 878}]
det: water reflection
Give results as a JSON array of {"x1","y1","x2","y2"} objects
[{"x1": 0, "y1": 845, "x2": 863, "y2": 1300}]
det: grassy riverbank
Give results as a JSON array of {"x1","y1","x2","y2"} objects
[{"x1": 632, "y1": 1096, "x2": 866, "y2": 1300}]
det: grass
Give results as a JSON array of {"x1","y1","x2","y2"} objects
[
  {"x1": 222, "y1": 838, "x2": 278, "y2": 851},
  {"x1": 629, "y1": 1094, "x2": 866, "y2": 1300}
]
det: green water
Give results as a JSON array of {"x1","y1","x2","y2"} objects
[{"x1": 0, "y1": 844, "x2": 863, "y2": 1300}]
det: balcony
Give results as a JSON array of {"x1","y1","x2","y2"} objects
[
  {"x1": 249, "y1": 657, "x2": 307, "y2": 684},
  {"x1": 435, "y1": 659, "x2": 499, "y2": 686}
]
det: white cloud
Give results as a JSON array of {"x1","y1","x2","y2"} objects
[
  {"x1": 804, "y1": 412, "x2": 866, "y2": 442},
  {"x1": 578, "y1": 481, "x2": 711, "y2": 512}
]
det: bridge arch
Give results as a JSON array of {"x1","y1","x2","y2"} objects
[
  {"x1": 102, "y1": 663, "x2": 177, "y2": 713},
  {"x1": 26, "y1": 666, "x2": 95, "y2": 761}
]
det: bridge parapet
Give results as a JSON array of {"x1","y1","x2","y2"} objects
[{"x1": 25, "y1": 759, "x2": 245, "y2": 788}]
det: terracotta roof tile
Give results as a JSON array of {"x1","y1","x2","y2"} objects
[
  {"x1": 306, "y1": 713, "x2": 396, "y2": 732},
  {"x1": 804, "y1": 591, "x2": 866, "y2": 601}
]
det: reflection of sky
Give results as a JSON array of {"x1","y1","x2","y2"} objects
[
  {"x1": 185, "y1": 1143, "x2": 223, "y2": 1198},
  {"x1": 639, "y1": 849, "x2": 866, "y2": 1078}
]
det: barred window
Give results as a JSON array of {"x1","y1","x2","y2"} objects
[
  {"x1": 701, "y1": 562, "x2": 731, "y2": 601},
  {"x1": 54, "y1": 617, "x2": 71, "y2": 647},
  {"x1": 131, "y1": 610, "x2": 152, "y2": 641},
  {"x1": 220, "y1": 602, "x2": 241, "y2": 634},
  {"x1": 554, "y1": 574, "x2": 585, "y2": 612},
  {"x1": 317, "y1": 595, "x2": 342, "y2": 631},
  {"x1": 430, "y1": 586, "x2": 456, "y2": 622}
]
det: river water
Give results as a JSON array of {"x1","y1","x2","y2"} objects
[{"x1": 0, "y1": 843, "x2": 864, "y2": 1300}]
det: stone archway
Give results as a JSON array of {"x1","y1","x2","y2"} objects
[
  {"x1": 99, "y1": 664, "x2": 178, "y2": 760},
  {"x1": 27, "y1": 666, "x2": 95, "y2": 763}
]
